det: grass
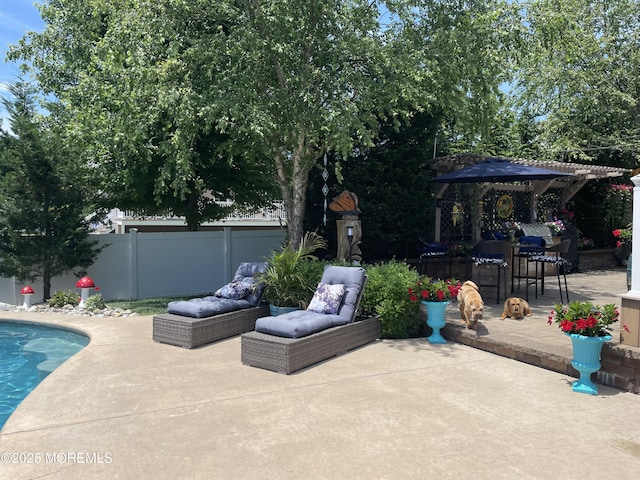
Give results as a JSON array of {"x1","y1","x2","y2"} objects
[{"x1": 107, "y1": 296, "x2": 192, "y2": 316}]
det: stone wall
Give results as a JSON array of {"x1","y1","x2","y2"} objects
[
  {"x1": 443, "y1": 322, "x2": 640, "y2": 394},
  {"x1": 576, "y1": 248, "x2": 620, "y2": 271},
  {"x1": 598, "y1": 343, "x2": 640, "y2": 393}
]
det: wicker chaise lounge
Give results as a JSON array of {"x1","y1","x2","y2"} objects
[
  {"x1": 153, "y1": 262, "x2": 268, "y2": 348},
  {"x1": 241, "y1": 265, "x2": 382, "y2": 374}
]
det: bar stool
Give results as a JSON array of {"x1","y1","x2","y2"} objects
[
  {"x1": 417, "y1": 239, "x2": 451, "y2": 279},
  {"x1": 527, "y1": 239, "x2": 572, "y2": 303},
  {"x1": 471, "y1": 240, "x2": 511, "y2": 304},
  {"x1": 511, "y1": 236, "x2": 546, "y2": 299}
]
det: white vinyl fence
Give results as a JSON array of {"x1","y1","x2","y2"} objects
[{"x1": 0, "y1": 228, "x2": 286, "y2": 304}]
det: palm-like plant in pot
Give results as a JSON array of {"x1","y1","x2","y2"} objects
[{"x1": 260, "y1": 232, "x2": 327, "y2": 315}]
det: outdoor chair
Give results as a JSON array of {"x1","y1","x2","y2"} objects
[
  {"x1": 471, "y1": 240, "x2": 511, "y2": 304},
  {"x1": 152, "y1": 262, "x2": 269, "y2": 348},
  {"x1": 241, "y1": 265, "x2": 381, "y2": 374},
  {"x1": 417, "y1": 238, "x2": 451, "y2": 279},
  {"x1": 511, "y1": 236, "x2": 546, "y2": 300},
  {"x1": 527, "y1": 239, "x2": 572, "y2": 303}
]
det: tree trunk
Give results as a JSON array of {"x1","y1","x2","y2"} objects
[
  {"x1": 273, "y1": 135, "x2": 313, "y2": 250},
  {"x1": 43, "y1": 266, "x2": 51, "y2": 302}
]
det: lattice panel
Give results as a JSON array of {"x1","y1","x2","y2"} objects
[
  {"x1": 439, "y1": 186, "x2": 474, "y2": 242},
  {"x1": 438, "y1": 187, "x2": 558, "y2": 242},
  {"x1": 481, "y1": 189, "x2": 532, "y2": 234}
]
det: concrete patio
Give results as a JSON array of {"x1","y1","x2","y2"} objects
[{"x1": 1, "y1": 269, "x2": 640, "y2": 479}]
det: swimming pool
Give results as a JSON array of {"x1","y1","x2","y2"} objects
[{"x1": 0, "y1": 321, "x2": 89, "y2": 429}]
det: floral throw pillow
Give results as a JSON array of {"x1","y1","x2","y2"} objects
[
  {"x1": 214, "y1": 281, "x2": 253, "y2": 300},
  {"x1": 307, "y1": 283, "x2": 346, "y2": 314}
]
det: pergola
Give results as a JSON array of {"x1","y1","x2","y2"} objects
[{"x1": 432, "y1": 153, "x2": 632, "y2": 243}]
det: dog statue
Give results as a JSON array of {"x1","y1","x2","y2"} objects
[
  {"x1": 500, "y1": 297, "x2": 532, "y2": 320},
  {"x1": 457, "y1": 280, "x2": 484, "y2": 330}
]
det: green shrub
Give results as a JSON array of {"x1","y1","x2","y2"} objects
[
  {"x1": 294, "y1": 259, "x2": 329, "y2": 307},
  {"x1": 361, "y1": 260, "x2": 421, "y2": 338},
  {"x1": 48, "y1": 289, "x2": 80, "y2": 308},
  {"x1": 260, "y1": 232, "x2": 327, "y2": 308},
  {"x1": 84, "y1": 293, "x2": 106, "y2": 310}
]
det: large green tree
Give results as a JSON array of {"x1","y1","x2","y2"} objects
[
  {"x1": 10, "y1": 0, "x2": 519, "y2": 246},
  {"x1": 513, "y1": 0, "x2": 640, "y2": 166},
  {"x1": 0, "y1": 81, "x2": 104, "y2": 300}
]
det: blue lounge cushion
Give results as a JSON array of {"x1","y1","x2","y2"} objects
[
  {"x1": 254, "y1": 309, "x2": 346, "y2": 338},
  {"x1": 167, "y1": 296, "x2": 252, "y2": 318},
  {"x1": 167, "y1": 262, "x2": 267, "y2": 318},
  {"x1": 255, "y1": 265, "x2": 366, "y2": 338}
]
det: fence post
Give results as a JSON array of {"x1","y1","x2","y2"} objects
[
  {"x1": 223, "y1": 227, "x2": 232, "y2": 281},
  {"x1": 129, "y1": 228, "x2": 138, "y2": 300}
]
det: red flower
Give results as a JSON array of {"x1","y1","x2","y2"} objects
[
  {"x1": 409, "y1": 277, "x2": 461, "y2": 302},
  {"x1": 560, "y1": 320, "x2": 574, "y2": 332},
  {"x1": 550, "y1": 301, "x2": 619, "y2": 337}
]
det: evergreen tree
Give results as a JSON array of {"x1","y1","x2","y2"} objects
[{"x1": 0, "y1": 81, "x2": 104, "y2": 301}]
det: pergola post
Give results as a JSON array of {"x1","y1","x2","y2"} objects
[{"x1": 619, "y1": 174, "x2": 640, "y2": 346}]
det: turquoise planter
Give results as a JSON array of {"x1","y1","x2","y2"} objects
[
  {"x1": 422, "y1": 301, "x2": 450, "y2": 344},
  {"x1": 269, "y1": 305, "x2": 299, "y2": 316},
  {"x1": 569, "y1": 333, "x2": 611, "y2": 395}
]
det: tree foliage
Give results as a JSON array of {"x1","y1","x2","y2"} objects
[
  {"x1": 513, "y1": 0, "x2": 640, "y2": 166},
  {"x1": 308, "y1": 112, "x2": 442, "y2": 261},
  {"x1": 0, "y1": 81, "x2": 104, "y2": 300},
  {"x1": 11, "y1": 0, "x2": 279, "y2": 230},
  {"x1": 9, "y1": 0, "x2": 520, "y2": 246}
]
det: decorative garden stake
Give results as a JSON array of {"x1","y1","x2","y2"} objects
[
  {"x1": 76, "y1": 276, "x2": 98, "y2": 309},
  {"x1": 20, "y1": 286, "x2": 35, "y2": 309}
]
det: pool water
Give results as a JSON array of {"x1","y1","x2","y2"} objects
[{"x1": 0, "y1": 321, "x2": 89, "y2": 429}]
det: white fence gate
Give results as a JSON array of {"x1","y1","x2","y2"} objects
[{"x1": 0, "y1": 228, "x2": 286, "y2": 304}]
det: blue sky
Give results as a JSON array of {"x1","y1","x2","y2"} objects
[{"x1": 1, "y1": 0, "x2": 44, "y2": 128}]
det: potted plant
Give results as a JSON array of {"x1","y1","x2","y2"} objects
[
  {"x1": 612, "y1": 225, "x2": 632, "y2": 248},
  {"x1": 548, "y1": 300, "x2": 620, "y2": 395},
  {"x1": 409, "y1": 276, "x2": 461, "y2": 344},
  {"x1": 260, "y1": 232, "x2": 327, "y2": 315},
  {"x1": 543, "y1": 218, "x2": 566, "y2": 235}
]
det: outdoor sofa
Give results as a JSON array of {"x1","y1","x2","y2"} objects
[
  {"x1": 241, "y1": 265, "x2": 382, "y2": 374},
  {"x1": 152, "y1": 262, "x2": 268, "y2": 348}
]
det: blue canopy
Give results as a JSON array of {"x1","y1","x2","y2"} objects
[{"x1": 432, "y1": 157, "x2": 573, "y2": 183}]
